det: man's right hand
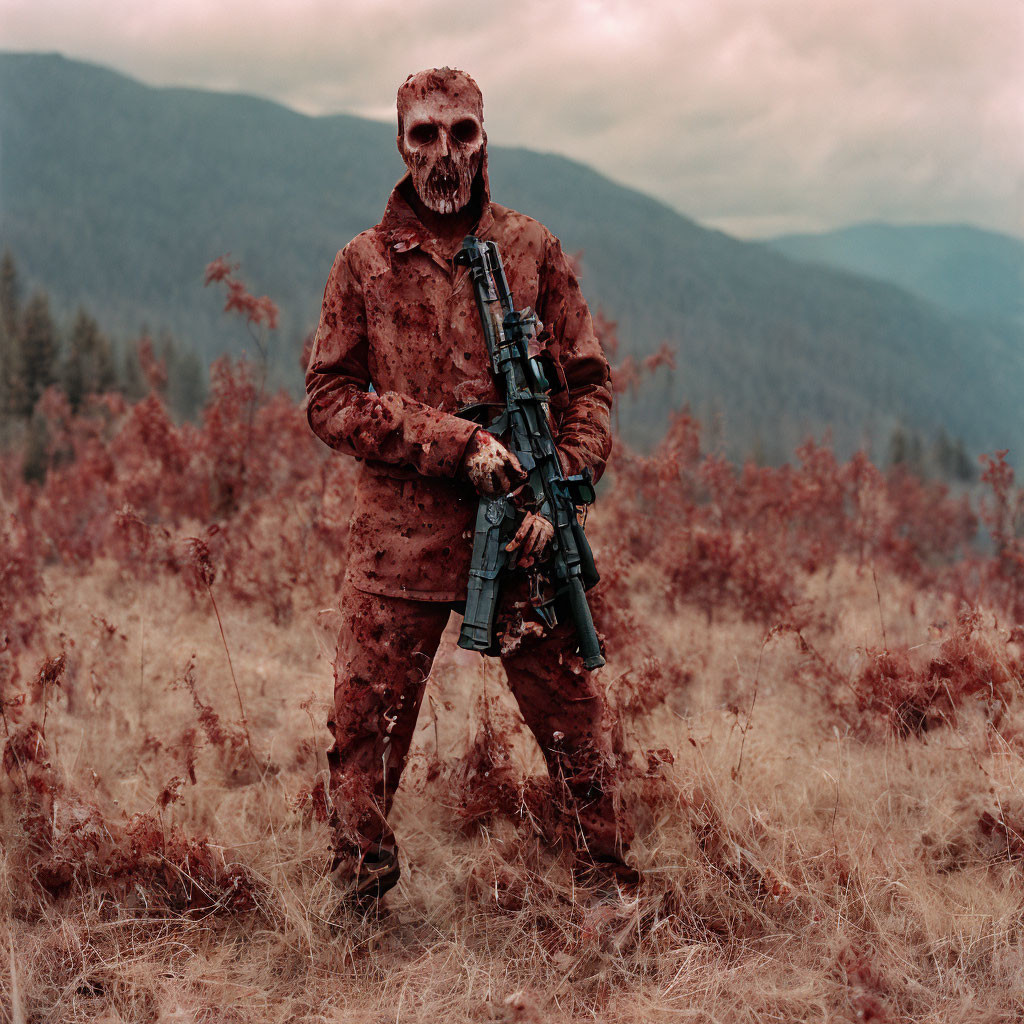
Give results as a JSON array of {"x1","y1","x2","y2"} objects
[{"x1": 461, "y1": 430, "x2": 527, "y2": 497}]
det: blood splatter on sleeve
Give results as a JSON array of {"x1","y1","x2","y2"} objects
[
  {"x1": 537, "y1": 234, "x2": 614, "y2": 484},
  {"x1": 305, "y1": 243, "x2": 479, "y2": 478}
]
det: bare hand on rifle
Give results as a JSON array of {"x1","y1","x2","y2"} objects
[
  {"x1": 461, "y1": 430, "x2": 528, "y2": 497},
  {"x1": 505, "y1": 511, "x2": 554, "y2": 568}
]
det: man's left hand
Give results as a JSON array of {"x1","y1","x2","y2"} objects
[{"x1": 505, "y1": 512, "x2": 554, "y2": 568}]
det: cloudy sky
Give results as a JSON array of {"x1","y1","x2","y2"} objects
[{"x1": 3, "y1": 0, "x2": 1021, "y2": 237}]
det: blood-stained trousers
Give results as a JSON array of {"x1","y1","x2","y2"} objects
[{"x1": 326, "y1": 576, "x2": 633, "y2": 871}]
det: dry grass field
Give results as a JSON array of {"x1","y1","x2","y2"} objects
[
  {"x1": 4, "y1": 554, "x2": 1024, "y2": 1022},
  {"x1": 3, "y1": 360, "x2": 1024, "y2": 1022}
]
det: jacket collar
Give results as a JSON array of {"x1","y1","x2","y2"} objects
[{"x1": 378, "y1": 146, "x2": 494, "y2": 261}]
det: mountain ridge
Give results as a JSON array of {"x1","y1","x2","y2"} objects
[
  {"x1": 767, "y1": 222, "x2": 1024, "y2": 328},
  {"x1": 2, "y1": 51, "x2": 1022, "y2": 461}
]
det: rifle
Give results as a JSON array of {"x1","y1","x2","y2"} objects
[{"x1": 455, "y1": 235, "x2": 605, "y2": 670}]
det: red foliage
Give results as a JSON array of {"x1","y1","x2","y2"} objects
[
  {"x1": 847, "y1": 608, "x2": 1021, "y2": 736},
  {"x1": 137, "y1": 335, "x2": 168, "y2": 392},
  {"x1": 2, "y1": 655, "x2": 263, "y2": 914},
  {"x1": 7, "y1": 356, "x2": 356, "y2": 621},
  {"x1": 0, "y1": 507, "x2": 45, "y2": 659},
  {"x1": 642, "y1": 342, "x2": 676, "y2": 375},
  {"x1": 974, "y1": 450, "x2": 1024, "y2": 624},
  {"x1": 170, "y1": 655, "x2": 249, "y2": 775},
  {"x1": 205, "y1": 254, "x2": 279, "y2": 330},
  {"x1": 838, "y1": 944, "x2": 892, "y2": 1022},
  {"x1": 599, "y1": 412, "x2": 979, "y2": 629},
  {"x1": 293, "y1": 776, "x2": 331, "y2": 824},
  {"x1": 204, "y1": 255, "x2": 237, "y2": 285},
  {"x1": 3, "y1": 719, "x2": 49, "y2": 776},
  {"x1": 447, "y1": 696, "x2": 525, "y2": 833},
  {"x1": 978, "y1": 806, "x2": 1024, "y2": 863}
]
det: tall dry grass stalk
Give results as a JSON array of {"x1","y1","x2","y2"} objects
[{"x1": 9, "y1": 936, "x2": 25, "y2": 1024}]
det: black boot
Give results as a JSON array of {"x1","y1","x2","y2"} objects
[{"x1": 330, "y1": 846, "x2": 401, "y2": 912}]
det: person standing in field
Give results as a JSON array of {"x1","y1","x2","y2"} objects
[{"x1": 304, "y1": 67, "x2": 636, "y2": 906}]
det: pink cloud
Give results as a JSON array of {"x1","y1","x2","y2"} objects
[{"x1": 2, "y1": 0, "x2": 1020, "y2": 235}]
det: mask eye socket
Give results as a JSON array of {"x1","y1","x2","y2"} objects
[
  {"x1": 451, "y1": 118, "x2": 480, "y2": 145},
  {"x1": 408, "y1": 122, "x2": 438, "y2": 146}
]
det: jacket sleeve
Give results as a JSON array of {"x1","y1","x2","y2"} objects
[
  {"x1": 304, "y1": 244, "x2": 479, "y2": 477},
  {"x1": 536, "y1": 233, "x2": 614, "y2": 484}
]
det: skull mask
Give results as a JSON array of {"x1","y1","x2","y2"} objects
[{"x1": 397, "y1": 68, "x2": 486, "y2": 216}]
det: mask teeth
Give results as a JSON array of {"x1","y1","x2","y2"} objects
[
  {"x1": 413, "y1": 150, "x2": 481, "y2": 214},
  {"x1": 425, "y1": 193, "x2": 457, "y2": 215},
  {"x1": 423, "y1": 176, "x2": 465, "y2": 213}
]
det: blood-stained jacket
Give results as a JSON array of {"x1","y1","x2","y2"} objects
[{"x1": 305, "y1": 159, "x2": 613, "y2": 601}]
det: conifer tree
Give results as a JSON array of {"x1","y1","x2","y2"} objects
[
  {"x1": 887, "y1": 425, "x2": 908, "y2": 469},
  {"x1": 0, "y1": 250, "x2": 19, "y2": 341},
  {"x1": 906, "y1": 433, "x2": 925, "y2": 477},
  {"x1": 932, "y1": 427, "x2": 955, "y2": 479},
  {"x1": 167, "y1": 346, "x2": 206, "y2": 420},
  {"x1": 14, "y1": 291, "x2": 59, "y2": 417},
  {"x1": 64, "y1": 308, "x2": 116, "y2": 410},
  {"x1": 0, "y1": 317, "x2": 10, "y2": 420},
  {"x1": 20, "y1": 407, "x2": 49, "y2": 483},
  {"x1": 119, "y1": 336, "x2": 147, "y2": 401},
  {"x1": 0, "y1": 251, "x2": 20, "y2": 418},
  {"x1": 951, "y1": 437, "x2": 976, "y2": 482}
]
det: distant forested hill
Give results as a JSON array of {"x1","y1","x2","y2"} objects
[
  {"x1": 767, "y1": 223, "x2": 1024, "y2": 329},
  {"x1": 3, "y1": 51, "x2": 1023, "y2": 461}
]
